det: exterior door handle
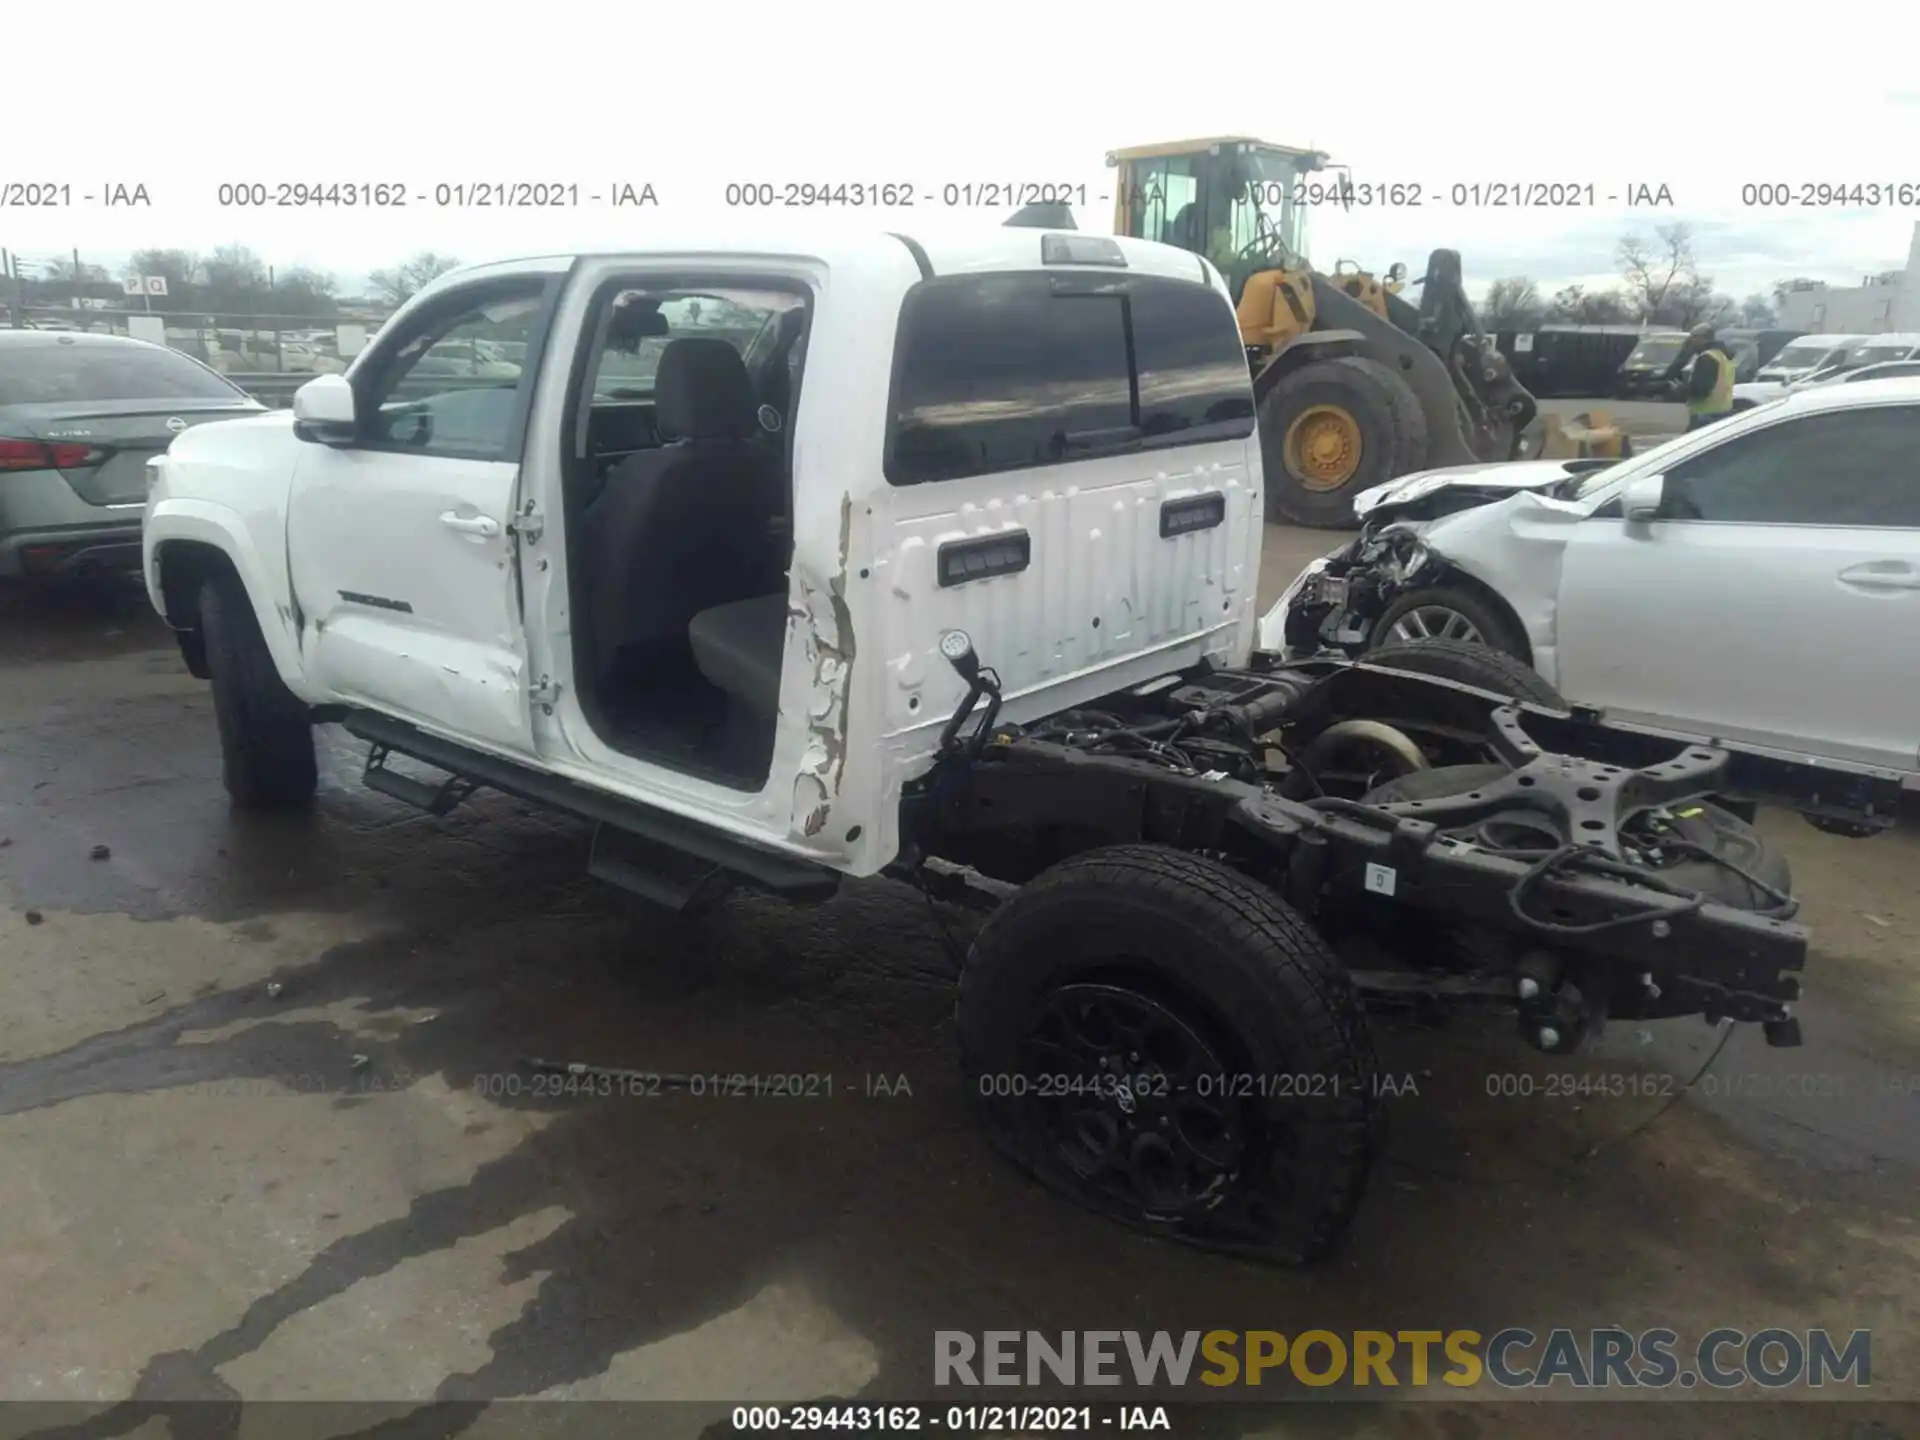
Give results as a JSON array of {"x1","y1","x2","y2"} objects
[
  {"x1": 1837, "y1": 560, "x2": 1920, "y2": 591},
  {"x1": 440, "y1": 511, "x2": 500, "y2": 538}
]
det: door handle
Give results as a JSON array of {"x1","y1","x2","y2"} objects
[
  {"x1": 440, "y1": 511, "x2": 500, "y2": 538},
  {"x1": 1837, "y1": 560, "x2": 1920, "y2": 591}
]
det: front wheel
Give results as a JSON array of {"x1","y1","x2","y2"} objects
[
  {"x1": 957, "y1": 845, "x2": 1379, "y2": 1264},
  {"x1": 200, "y1": 574, "x2": 318, "y2": 809}
]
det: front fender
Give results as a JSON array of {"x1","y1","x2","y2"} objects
[{"x1": 144, "y1": 497, "x2": 315, "y2": 704}]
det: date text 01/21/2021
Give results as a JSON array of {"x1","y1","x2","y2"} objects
[
  {"x1": 717, "y1": 181, "x2": 1677, "y2": 210},
  {"x1": 468, "y1": 1070, "x2": 916, "y2": 1100},
  {"x1": 730, "y1": 1405, "x2": 1170, "y2": 1433},
  {"x1": 974, "y1": 1072, "x2": 1420, "y2": 1101},
  {"x1": 209, "y1": 182, "x2": 660, "y2": 209}
]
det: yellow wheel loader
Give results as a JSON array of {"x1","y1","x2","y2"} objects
[{"x1": 1010, "y1": 138, "x2": 1539, "y2": 527}]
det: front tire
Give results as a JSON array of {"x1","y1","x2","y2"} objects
[
  {"x1": 1370, "y1": 589, "x2": 1529, "y2": 659},
  {"x1": 200, "y1": 575, "x2": 317, "y2": 809},
  {"x1": 957, "y1": 845, "x2": 1379, "y2": 1264},
  {"x1": 1363, "y1": 636, "x2": 1562, "y2": 705}
]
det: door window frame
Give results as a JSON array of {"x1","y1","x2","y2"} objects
[{"x1": 347, "y1": 273, "x2": 567, "y2": 463}]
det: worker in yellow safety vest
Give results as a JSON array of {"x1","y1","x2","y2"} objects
[{"x1": 1669, "y1": 323, "x2": 1735, "y2": 431}]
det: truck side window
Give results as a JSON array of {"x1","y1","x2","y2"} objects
[
  {"x1": 357, "y1": 283, "x2": 547, "y2": 461},
  {"x1": 885, "y1": 272, "x2": 1254, "y2": 486}
]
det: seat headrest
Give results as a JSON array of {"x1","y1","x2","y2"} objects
[{"x1": 654, "y1": 338, "x2": 757, "y2": 441}]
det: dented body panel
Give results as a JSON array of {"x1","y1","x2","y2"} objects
[{"x1": 143, "y1": 412, "x2": 312, "y2": 697}]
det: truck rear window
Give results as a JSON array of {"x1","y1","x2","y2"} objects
[{"x1": 885, "y1": 271, "x2": 1255, "y2": 486}]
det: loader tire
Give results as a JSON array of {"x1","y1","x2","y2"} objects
[
  {"x1": 1261, "y1": 356, "x2": 1426, "y2": 529},
  {"x1": 958, "y1": 844, "x2": 1380, "y2": 1265},
  {"x1": 200, "y1": 574, "x2": 317, "y2": 810}
]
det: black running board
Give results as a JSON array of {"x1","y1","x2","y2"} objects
[{"x1": 340, "y1": 710, "x2": 840, "y2": 905}]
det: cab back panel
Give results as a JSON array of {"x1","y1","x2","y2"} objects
[
  {"x1": 867, "y1": 263, "x2": 1262, "y2": 743},
  {"x1": 873, "y1": 450, "x2": 1259, "y2": 737}
]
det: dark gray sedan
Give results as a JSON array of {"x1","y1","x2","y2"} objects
[{"x1": 0, "y1": 331, "x2": 263, "y2": 579}]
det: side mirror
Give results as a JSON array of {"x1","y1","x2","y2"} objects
[
  {"x1": 293, "y1": 374, "x2": 357, "y2": 445},
  {"x1": 1387, "y1": 261, "x2": 1408, "y2": 283},
  {"x1": 1622, "y1": 472, "x2": 1668, "y2": 525}
]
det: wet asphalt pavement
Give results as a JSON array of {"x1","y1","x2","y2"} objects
[{"x1": 1, "y1": 552, "x2": 1918, "y2": 1440}]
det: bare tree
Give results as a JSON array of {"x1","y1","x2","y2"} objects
[
  {"x1": 127, "y1": 249, "x2": 203, "y2": 305},
  {"x1": 1481, "y1": 276, "x2": 1545, "y2": 330},
  {"x1": 367, "y1": 252, "x2": 464, "y2": 307},
  {"x1": 272, "y1": 266, "x2": 339, "y2": 316},
  {"x1": 1547, "y1": 284, "x2": 1632, "y2": 324},
  {"x1": 42, "y1": 256, "x2": 112, "y2": 283},
  {"x1": 1663, "y1": 273, "x2": 1737, "y2": 329},
  {"x1": 201, "y1": 245, "x2": 272, "y2": 311},
  {"x1": 1617, "y1": 223, "x2": 1705, "y2": 325}
]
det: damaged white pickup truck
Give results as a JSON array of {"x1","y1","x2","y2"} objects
[
  {"x1": 1266, "y1": 379, "x2": 1920, "y2": 834},
  {"x1": 144, "y1": 230, "x2": 1825, "y2": 1263}
]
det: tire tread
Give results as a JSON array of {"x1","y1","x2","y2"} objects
[
  {"x1": 958, "y1": 844, "x2": 1379, "y2": 1263},
  {"x1": 200, "y1": 575, "x2": 317, "y2": 809}
]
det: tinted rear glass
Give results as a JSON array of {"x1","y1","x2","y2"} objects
[
  {"x1": 0, "y1": 342, "x2": 246, "y2": 405},
  {"x1": 886, "y1": 271, "x2": 1255, "y2": 486}
]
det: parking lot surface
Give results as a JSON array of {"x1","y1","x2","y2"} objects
[{"x1": 3, "y1": 538, "x2": 1918, "y2": 1438}]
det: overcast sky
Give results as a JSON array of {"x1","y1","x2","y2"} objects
[{"x1": 5, "y1": 0, "x2": 1916, "y2": 302}]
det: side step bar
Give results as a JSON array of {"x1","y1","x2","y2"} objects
[
  {"x1": 341, "y1": 710, "x2": 840, "y2": 908},
  {"x1": 364, "y1": 742, "x2": 479, "y2": 816}
]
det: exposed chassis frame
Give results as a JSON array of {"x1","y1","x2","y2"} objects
[{"x1": 901, "y1": 657, "x2": 1810, "y2": 1048}]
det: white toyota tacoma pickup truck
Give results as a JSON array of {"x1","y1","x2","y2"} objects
[{"x1": 142, "y1": 226, "x2": 1816, "y2": 1263}]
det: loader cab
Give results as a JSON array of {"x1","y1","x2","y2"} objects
[{"x1": 1107, "y1": 138, "x2": 1323, "y2": 295}]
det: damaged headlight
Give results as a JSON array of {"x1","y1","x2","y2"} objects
[
  {"x1": 1383, "y1": 537, "x2": 1430, "y2": 584},
  {"x1": 1296, "y1": 566, "x2": 1349, "y2": 608}
]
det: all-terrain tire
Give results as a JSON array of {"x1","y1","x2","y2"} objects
[
  {"x1": 957, "y1": 844, "x2": 1379, "y2": 1264},
  {"x1": 199, "y1": 575, "x2": 318, "y2": 809},
  {"x1": 1362, "y1": 636, "x2": 1562, "y2": 705},
  {"x1": 1363, "y1": 764, "x2": 1791, "y2": 911},
  {"x1": 1260, "y1": 356, "x2": 1426, "y2": 529}
]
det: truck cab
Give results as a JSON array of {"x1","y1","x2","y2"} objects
[{"x1": 144, "y1": 230, "x2": 1266, "y2": 877}]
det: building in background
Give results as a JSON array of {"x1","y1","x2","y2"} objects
[{"x1": 1776, "y1": 222, "x2": 1920, "y2": 333}]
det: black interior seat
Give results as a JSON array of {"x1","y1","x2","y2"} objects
[
  {"x1": 581, "y1": 338, "x2": 787, "y2": 682},
  {"x1": 687, "y1": 592, "x2": 789, "y2": 718},
  {"x1": 757, "y1": 308, "x2": 806, "y2": 424}
]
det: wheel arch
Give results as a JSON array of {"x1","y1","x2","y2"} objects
[
  {"x1": 148, "y1": 502, "x2": 312, "y2": 701},
  {"x1": 1384, "y1": 559, "x2": 1537, "y2": 668}
]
